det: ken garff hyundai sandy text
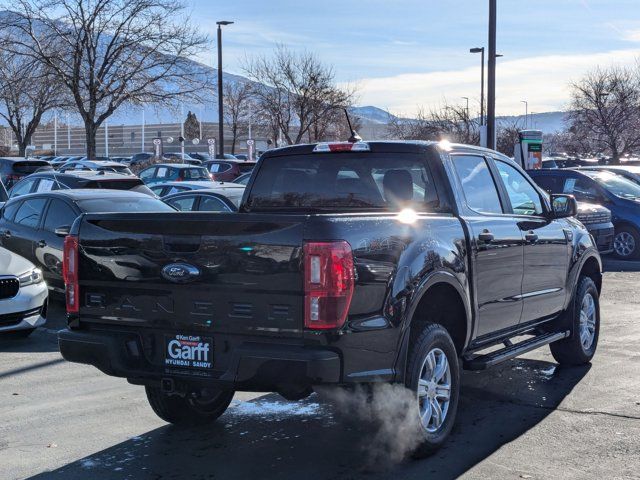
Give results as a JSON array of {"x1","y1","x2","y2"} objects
[{"x1": 58, "y1": 140, "x2": 601, "y2": 456}]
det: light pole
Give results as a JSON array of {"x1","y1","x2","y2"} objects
[
  {"x1": 469, "y1": 47, "x2": 485, "y2": 125},
  {"x1": 216, "y1": 20, "x2": 233, "y2": 159},
  {"x1": 461, "y1": 96, "x2": 469, "y2": 118},
  {"x1": 487, "y1": 0, "x2": 497, "y2": 149},
  {"x1": 521, "y1": 100, "x2": 528, "y2": 129}
]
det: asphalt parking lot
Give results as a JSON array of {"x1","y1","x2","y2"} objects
[{"x1": 1, "y1": 258, "x2": 640, "y2": 480}]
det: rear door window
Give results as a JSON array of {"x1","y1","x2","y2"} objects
[
  {"x1": 14, "y1": 198, "x2": 47, "y2": 228},
  {"x1": 183, "y1": 168, "x2": 209, "y2": 180},
  {"x1": 209, "y1": 162, "x2": 231, "y2": 173},
  {"x1": 451, "y1": 155, "x2": 503, "y2": 214},
  {"x1": 36, "y1": 178, "x2": 57, "y2": 193},
  {"x1": 167, "y1": 196, "x2": 197, "y2": 211},
  {"x1": 199, "y1": 196, "x2": 232, "y2": 212},
  {"x1": 43, "y1": 199, "x2": 77, "y2": 232}
]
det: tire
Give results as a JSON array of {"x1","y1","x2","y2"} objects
[
  {"x1": 613, "y1": 225, "x2": 640, "y2": 259},
  {"x1": 145, "y1": 386, "x2": 234, "y2": 426},
  {"x1": 406, "y1": 323, "x2": 460, "y2": 458},
  {"x1": 549, "y1": 276, "x2": 600, "y2": 365}
]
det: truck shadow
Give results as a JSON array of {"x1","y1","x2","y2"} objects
[{"x1": 26, "y1": 358, "x2": 589, "y2": 480}]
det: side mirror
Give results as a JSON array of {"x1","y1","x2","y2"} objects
[
  {"x1": 550, "y1": 194, "x2": 577, "y2": 219},
  {"x1": 54, "y1": 226, "x2": 71, "y2": 237}
]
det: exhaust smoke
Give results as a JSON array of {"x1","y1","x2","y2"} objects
[{"x1": 316, "y1": 383, "x2": 425, "y2": 468}]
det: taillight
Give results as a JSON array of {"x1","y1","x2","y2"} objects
[
  {"x1": 312, "y1": 142, "x2": 370, "y2": 153},
  {"x1": 63, "y1": 235, "x2": 79, "y2": 314},
  {"x1": 304, "y1": 241, "x2": 355, "y2": 330},
  {"x1": 175, "y1": 177, "x2": 183, "y2": 182}
]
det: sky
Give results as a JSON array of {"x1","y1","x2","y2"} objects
[{"x1": 188, "y1": 1, "x2": 640, "y2": 117}]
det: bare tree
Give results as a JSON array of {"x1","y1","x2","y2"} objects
[
  {"x1": 495, "y1": 120, "x2": 522, "y2": 156},
  {"x1": 567, "y1": 66, "x2": 640, "y2": 163},
  {"x1": 388, "y1": 102, "x2": 479, "y2": 144},
  {"x1": 223, "y1": 82, "x2": 253, "y2": 154},
  {"x1": 0, "y1": 47, "x2": 65, "y2": 156},
  {"x1": 244, "y1": 46, "x2": 354, "y2": 145},
  {"x1": 1, "y1": 0, "x2": 209, "y2": 158}
]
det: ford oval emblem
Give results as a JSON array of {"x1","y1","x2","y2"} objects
[{"x1": 161, "y1": 263, "x2": 200, "y2": 284}]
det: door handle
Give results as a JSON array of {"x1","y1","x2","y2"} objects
[
  {"x1": 478, "y1": 230, "x2": 494, "y2": 243},
  {"x1": 525, "y1": 231, "x2": 538, "y2": 242},
  {"x1": 37, "y1": 240, "x2": 47, "y2": 248}
]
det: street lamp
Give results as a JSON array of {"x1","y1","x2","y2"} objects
[
  {"x1": 469, "y1": 47, "x2": 484, "y2": 125},
  {"x1": 216, "y1": 20, "x2": 234, "y2": 159},
  {"x1": 461, "y1": 96, "x2": 469, "y2": 118},
  {"x1": 521, "y1": 100, "x2": 528, "y2": 129}
]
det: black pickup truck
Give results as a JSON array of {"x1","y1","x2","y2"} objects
[{"x1": 58, "y1": 141, "x2": 602, "y2": 455}]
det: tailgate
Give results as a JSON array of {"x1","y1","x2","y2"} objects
[{"x1": 76, "y1": 213, "x2": 306, "y2": 337}]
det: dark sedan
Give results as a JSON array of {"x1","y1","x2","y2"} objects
[
  {"x1": 0, "y1": 158, "x2": 51, "y2": 189},
  {"x1": 162, "y1": 187, "x2": 245, "y2": 212},
  {"x1": 0, "y1": 190, "x2": 174, "y2": 292},
  {"x1": 8, "y1": 171, "x2": 156, "y2": 199}
]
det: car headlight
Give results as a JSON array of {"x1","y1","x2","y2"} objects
[{"x1": 18, "y1": 268, "x2": 44, "y2": 287}]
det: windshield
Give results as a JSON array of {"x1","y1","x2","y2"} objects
[
  {"x1": 246, "y1": 153, "x2": 438, "y2": 212},
  {"x1": 78, "y1": 197, "x2": 175, "y2": 212},
  {"x1": 581, "y1": 171, "x2": 640, "y2": 200}
]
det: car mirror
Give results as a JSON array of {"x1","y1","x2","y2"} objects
[
  {"x1": 550, "y1": 194, "x2": 577, "y2": 219},
  {"x1": 54, "y1": 225, "x2": 71, "y2": 237}
]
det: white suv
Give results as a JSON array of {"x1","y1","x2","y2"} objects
[{"x1": 0, "y1": 247, "x2": 48, "y2": 337}]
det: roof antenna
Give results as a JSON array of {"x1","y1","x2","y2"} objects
[{"x1": 344, "y1": 108, "x2": 362, "y2": 143}]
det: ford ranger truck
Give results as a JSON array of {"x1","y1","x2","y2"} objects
[{"x1": 58, "y1": 141, "x2": 602, "y2": 456}]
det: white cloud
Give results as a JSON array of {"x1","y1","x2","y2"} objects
[{"x1": 350, "y1": 49, "x2": 640, "y2": 116}]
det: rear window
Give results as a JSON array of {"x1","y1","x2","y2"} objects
[
  {"x1": 90, "y1": 179, "x2": 144, "y2": 190},
  {"x1": 246, "y1": 153, "x2": 438, "y2": 212},
  {"x1": 78, "y1": 197, "x2": 175, "y2": 213},
  {"x1": 12, "y1": 161, "x2": 49, "y2": 174}
]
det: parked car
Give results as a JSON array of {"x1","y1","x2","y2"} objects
[
  {"x1": 233, "y1": 172, "x2": 252, "y2": 185},
  {"x1": 541, "y1": 158, "x2": 559, "y2": 169},
  {"x1": 8, "y1": 171, "x2": 156, "y2": 199},
  {"x1": 203, "y1": 159, "x2": 256, "y2": 182},
  {"x1": 110, "y1": 156, "x2": 132, "y2": 164},
  {"x1": 0, "y1": 158, "x2": 52, "y2": 189},
  {"x1": 0, "y1": 190, "x2": 175, "y2": 292},
  {"x1": 163, "y1": 153, "x2": 202, "y2": 165},
  {"x1": 577, "y1": 165, "x2": 640, "y2": 186},
  {"x1": 0, "y1": 247, "x2": 48, "y2": 337},
  {"x1": 0, "y1": 178, "x2": 7, "y2": 206},
  {"x1": 128, "y1": 152, "x2": 154, "y2": 166},
  {"x1": 529, "y1": 168, "x2": 640, "y2": 259},
  {"x1": 189, "y1": 152, "x2": 212, "y2": 162},
  {"x1": 163, "y1": 186, "x2": 246, "y2": 212},
  {"x1": 149, "y1": 180, "x2": 221, "y2": 198},
  {"x1": 58, "y1": 140, "x2": 601, "y2": 456},
  {"x1": 138, "y1": 163, "x2": 212, "y2": 185},
  {"x1": 575, "y1": 203, "x2": 615, "y2": 254},
  {"x1": 58, "y1": 160, "x2": 134, "y2": 175},
  {"x1": 49, "y1": 156, "x2": 73, "y2": 169},
  {"x1": 234, "y1": 154, "x2": 248, "y2": 161}
]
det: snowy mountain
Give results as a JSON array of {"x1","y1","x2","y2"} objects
[{"x1": 349, "y1": 106, "x2": 397, "y2": 124}]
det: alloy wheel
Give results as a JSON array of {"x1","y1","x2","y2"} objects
[
  {"x1": 417, "y1": 347, "x2": 451, "y2": 433},
  {"x1": 579, "y1": 292, "x2": 597, "y2": 351},
  {"x1": 614, "y1": 231, "x2": 636, "y2": 257}
]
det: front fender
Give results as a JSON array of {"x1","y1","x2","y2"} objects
[{"x1": 564, "y1": 225, "x2": 602, "y2": 310}]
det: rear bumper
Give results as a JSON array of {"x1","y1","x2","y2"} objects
[{"x1": 58, "y1": 328, "x2": 341, "y2": 389}]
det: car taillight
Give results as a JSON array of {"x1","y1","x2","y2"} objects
[
  {"x1": 63, "y1": 235, "x2": 79, "y2": 314},
  {"x1": 304, "y1": 241, "x2": 355, "y2": 330},
  {"x1": 175, "y1": 177, "x2": 183, "y2": 182},
  {"x1": 312, "y1": 142, "x2": 370, "y2": 153}
]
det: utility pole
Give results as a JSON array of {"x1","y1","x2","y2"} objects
[
  {"x1": 53, "y1": 111, "x2": 57, "y2": 155},
  {"x1": 105, "y1": 120, "x2": 109, "y2": 158},
  {"x1": 521, "y1": 100, "x2": 528, "y2": 129},
  {"x1": 66, "y1": 113, "x2": 71, "y2": 150},
  {"x1": 216, "y1": 21, "x2": 233, "y2": 159},
  {"x1": 141, "y1": 109, "x2": 145, "y2": 152},
  {"x1": 486, "y1": 0, "x2": 497, "y2": 149}
]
